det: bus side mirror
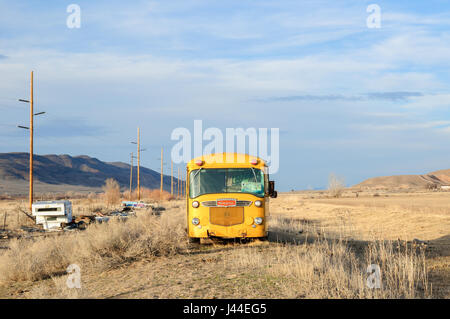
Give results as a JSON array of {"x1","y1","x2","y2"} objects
[{"x1": 268, "y1": 181, "x2": 277, "y2": 198}]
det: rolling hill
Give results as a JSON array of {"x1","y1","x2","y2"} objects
[
  {"x1": 0, "y1": 153, "x2": 180, "y2": 195},
  {"x1": 355, "y1": 169, "x2": 450, "y2": 189}
]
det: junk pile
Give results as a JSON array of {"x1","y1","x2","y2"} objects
[
  {"x1": 27, "y1": 200, "x2": 165, "y2": 232},
  {"x1": 122, "y1": 201, "x2": 152, "y2": 209},
  {"x1": 64, "y1": 206, "x2": 137, "y2": 231},
  {"x1": 63, "y1": 201, "x2": 165, "y2": 231},
  {"x1": 121, "y1": 201, "x2": 166, "y2": 216}
]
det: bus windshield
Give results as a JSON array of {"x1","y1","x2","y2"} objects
[{"x1": 189, "y1": 168, "x2": 264, "y2": 198}]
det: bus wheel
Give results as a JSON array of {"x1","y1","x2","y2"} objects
[{"x1": 188, "y1": 237, "x2": 200, "y2": 244}]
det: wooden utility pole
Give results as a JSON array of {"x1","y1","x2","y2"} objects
[
  {"x1": 130, "y1": 131, "x2": 143, "y2": 200},
  {"x1": 129, "y1": 152, "x2": 133, "y2": 200},
  {"x1": 29, "y1": 71, "x2": 34, "y2": 211},
  {"x1": 137, "y1": 127, "x2": 140, "y2": 201},
  {"x1": 18, "y1": 72, "x2": 43, "y2": 211},
  {"x1": 160, "y1": 147, "x2": 163, "y2": 201},
  {"x1": 177, "y1": 167, "x2": 180, "y2": 198},
  {"x1": 171, "y1": 160, "x2": 173, "y2": 196},
  {"x1": 184, "y1": 170, "x2": 186, "y2": 198}
]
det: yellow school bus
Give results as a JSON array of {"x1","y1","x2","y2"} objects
[{"x1": 186, "y1": 153, "x2": 277, "y2": 243}]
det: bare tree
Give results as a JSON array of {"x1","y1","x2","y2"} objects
[
  {"x1": 328, "y1": 173, "x2": 345, "y2": 198},
  {"x1": 102, "y1": 178, "x2": 121, "y2": 206}
]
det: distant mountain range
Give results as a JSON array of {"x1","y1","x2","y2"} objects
[
  {"x1": 0, "y1": 153, "x2": 180, "y2": 195},
  {"x1": 1, "y1": 152, "x2": 448, "y2": 195},
  {"x1": 355, "y1": 169, "x2": 450, "y2": 189}
]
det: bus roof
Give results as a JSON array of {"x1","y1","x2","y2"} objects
[{"x1": 187, "y1": 153, "x2": 266, "y2": 170}]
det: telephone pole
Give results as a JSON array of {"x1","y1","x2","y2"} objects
[
  {"x1": 184, "y1": 170, "x2": 186, "y2": 198},
  {"x1": 18, "y1": 71, "x2": 45, "y2": 211},
  {"x1": 136, "y1": 128, "x2": 141, "y2": 201},
  {"x1": 29, "y1": 71, "x2": 33, "y2": 211},
  {"x1": 177, "y1": 167, "x2": 180, "y2": 198},
  {"x1": 131, "y1": 129, "x2": 145, "y2": 202},
  {"x1": 171, "y1": 160, "x2": 173, "y2": 196},
  {"x1": 160, "y1": 147, "x2": 163, "y2": 201},
  {"x1": 182, "y1": 170, "x2": 185, "y2": 198},
  {"x1": 129, "y1": 152, "x2": 135, "y2": 200}
]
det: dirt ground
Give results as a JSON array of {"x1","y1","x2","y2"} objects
[{"x1": 0, "y1": 190, "x2": 449, "y2": 299}]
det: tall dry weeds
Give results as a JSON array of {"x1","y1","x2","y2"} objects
[
  {"x1": 137, "y1": 188, "x2": 175, "y2": 201},
  {"x1": 0, "y1": 208, "x2": 186, "y2": 284},
  {"x1": 226, "y1": 214, "x2": 432, "y2": 298},
  {"x1": 229, "y1": 237, "x2": 430, "y2": 298}
]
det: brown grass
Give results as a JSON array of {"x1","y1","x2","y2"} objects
[
  {"x1": 273, "y1": 193, "x2": 450, "y2": 241},
  {"x1": 26, "y1": 276, "x2": 89, "y2": 299},
  {"x1": 140, "y1": 188, "x2": 175, "y2": 201},
  {"x1": 124, "y1": 188, "x2": 176, "y2": 201},
  {"x1": 228, "y1": 237, "x2": 429, "y2": 298},
  {"x1": 0, "y1": 191, "x2": 446, "y2": 299},
  {"x1": 0, "y1": 208, "x2": 186, "y2": 284}
]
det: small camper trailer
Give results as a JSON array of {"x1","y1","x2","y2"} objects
[{"x1": 32, "y1": 200, "x2": 73, "y2": 230}]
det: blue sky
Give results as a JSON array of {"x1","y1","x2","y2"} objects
[{"x1": 1, "y1": 0, "x2": 450, "y2": 191}]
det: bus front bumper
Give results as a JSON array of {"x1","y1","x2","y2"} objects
[{"x1": 189, "y1": 224, "x2": 267, "y2": 239}]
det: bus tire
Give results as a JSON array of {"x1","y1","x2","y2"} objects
[{"x1": 188, "y1": 237, "x2": 200, "y2": 244}]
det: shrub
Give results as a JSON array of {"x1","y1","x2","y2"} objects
[
  {"x1": 328, "y1": 173, "x2": 346, "y2": 198},
  {"x1": 102, "y1": 178, "x2": 121, "y2": 206}
]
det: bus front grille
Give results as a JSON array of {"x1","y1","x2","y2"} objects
[
  {"x1": 209, "y1": 207, "x2": 244, "y2": 226},
  {"x1": 202, "y1": 200, "x2": 252, "y2": 207}
]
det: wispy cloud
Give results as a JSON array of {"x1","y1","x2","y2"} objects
[
  {"x1": 366, "y1": 92, "x2": 424, "y2": 101},
  {"x1": 1, "y1": 0, "x2": 450, "y2": 190},
  {"x1": 264, "y1": 92, "x2": 424, "y2": 102},
  {"x1": 264, "y1": 94, "x2": 363, "y2": 102},
  {"x1": 354, "y1": 120, "x2": 450, "y2": 132}
]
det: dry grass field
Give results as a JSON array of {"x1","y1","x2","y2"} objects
[{"x1": 0, "y1": 190, "x2": 448, "y2": 299}]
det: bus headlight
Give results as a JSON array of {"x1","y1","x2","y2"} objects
[
  {"x1": 254, "y1": 200, "x2": 262, "y2": 207},
  {"x1": 192, "y1": 217, "x2": 200, "y2": 225},
  {"x1": 254, "y1": 217, "x2": 263, "y2": 225},
  {"x1": 192, "y1": 201, "x2": 200, "y2": 208}
]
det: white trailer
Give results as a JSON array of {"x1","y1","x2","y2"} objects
[{"x1": 32, "y1": 200, "x2": 73, "y2": 230}]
